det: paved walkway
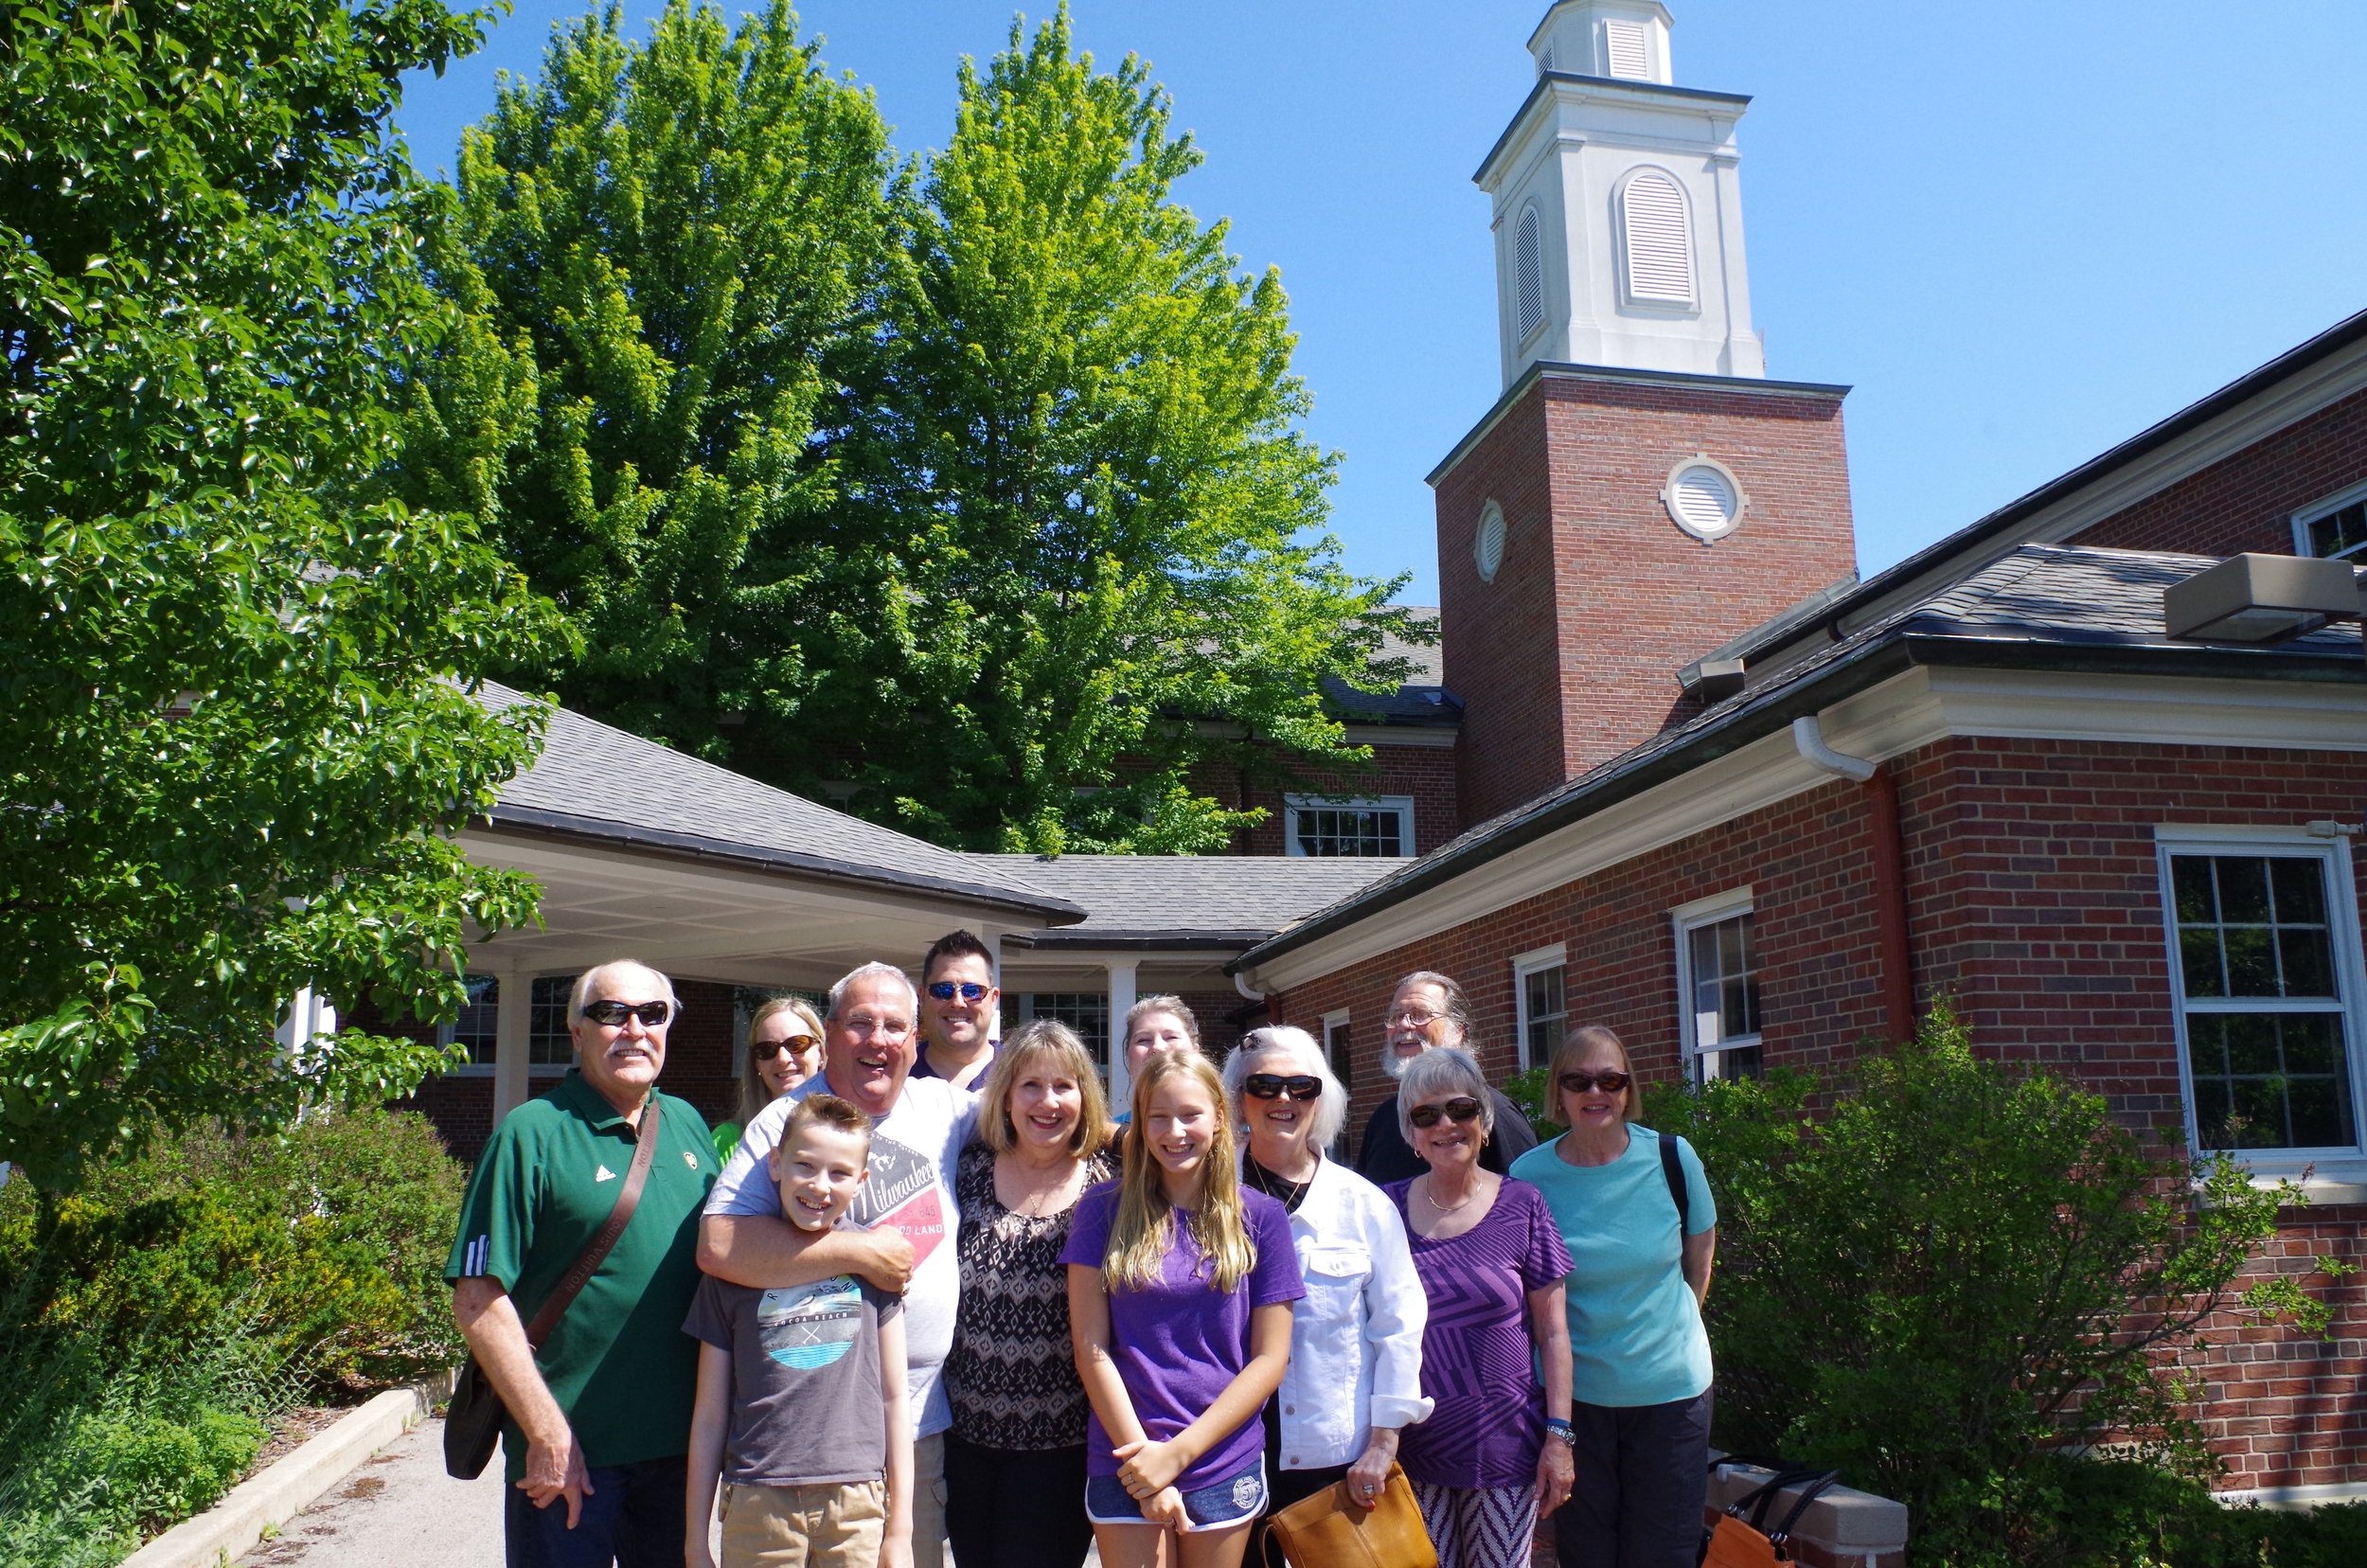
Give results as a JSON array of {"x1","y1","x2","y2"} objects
[{"x1": 236, "y1": 1417, "x2": 503, "y2": 1568}]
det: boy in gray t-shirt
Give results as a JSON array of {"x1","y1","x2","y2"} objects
[{"x1": 685, "y1": 1096, "x2": 913, "y2": 1568}]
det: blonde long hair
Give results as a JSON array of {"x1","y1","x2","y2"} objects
[{"x1": 1102, "y1": 1050, "x2": 1256, "y2": 1294}]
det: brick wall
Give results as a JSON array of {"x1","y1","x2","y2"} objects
[
  {"x1": 2068, "y1": 384, "x2": 2367, "y2": 559},
  {"x1": 1273, "y1": 734, "x2": 2367, "y2": 1488},
  {"x1": 1434, "y1": 373, "x2": 1859, "y2": 826}
]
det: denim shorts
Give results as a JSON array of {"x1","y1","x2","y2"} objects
[{"x1": 1085, "y1": 1460, "x2": 1267, "y2": 1532}]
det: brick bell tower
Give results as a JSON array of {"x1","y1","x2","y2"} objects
[{"x1": 1437, "y1": 0, "x2": 1859, "y2": 828}]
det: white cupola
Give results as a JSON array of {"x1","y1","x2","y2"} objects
[{"x1": 1482, "y1": 0, "x2": 1766, "y2": 385}]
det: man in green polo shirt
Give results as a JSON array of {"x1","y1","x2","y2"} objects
[{"x1": 447, "y1": 959, "x2": 718, "y2": 1568}]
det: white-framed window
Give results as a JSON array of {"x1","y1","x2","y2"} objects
[
  {"x1": 2292, "y1": 481, "x2": 2367, "y2": 563},
  {"x1": 1513, "y1": 944, "x2": 1569, "y2": 1070},
  {"x1": 1285, "y1": 794, "x2": 1415, "y2": 858},
  {"x1": 1617, "y1": 169, "x2": 1695, "y2": 308},
  {"x1": 1672, "y1": 890, "x2": 1761, "y2": 1082},
  {"x1": 528, "y1": 974, "x2": 578, "y2": 1073},
  {"x1": 1015, "y1": 992, "x2": 1110, "y2": 1065},
  {"x1": 2156, "y1": 829, "x2": 2365, "y2": 1167},
  {"x1": 438, "y1": 973, "x2": 500, "y2": 1073}
]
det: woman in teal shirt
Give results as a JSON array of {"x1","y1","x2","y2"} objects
[{"x1": 1509, "y1": 1025, "x2": 1716, "y2": 1568}]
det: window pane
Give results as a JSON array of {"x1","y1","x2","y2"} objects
[
  {"x1": 1019, "y1": 993, "x2": 1110, "y2": 1064},
  {"x1": 1523, "y1": 965, "x2": 1566, "y2": 1067},
  {"x1": 2305, "y1": 501, "x2": 2367, "y2": 561},
  {"x1": 1326, "y1": 1022, "x2": 1355, "y2": 1092},
  {"x1": 1684, "y1": 912, "x2": 1760, "y2": 1053},
  {"x1": 530, "y1": 975, "x2": 578, "y2": 1065},
  {"x1": 1295, "y1": 808, "x2": 1404, "y2": 857},
  {"x1": 453, "y1": 974, "x2": 499, "y2": 1066},
  {"x1": 2170, "y1": 854, "x2": 2338, "y2": 1000},
  {"x1": 2188, "y1": 1011, "x2": 2355, "y2": 1151}
]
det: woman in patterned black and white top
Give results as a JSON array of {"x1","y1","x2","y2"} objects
[{"x1": 944, "y1": 1019, "x2": 1117, "y2": 1568}]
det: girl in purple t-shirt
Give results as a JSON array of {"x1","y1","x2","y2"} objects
[{"x1": 1061, "y1": 1050, "x2": 1305, "y2": 1567}]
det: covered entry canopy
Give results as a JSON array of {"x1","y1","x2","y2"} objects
[{"x1": 447, "y1": 686, "x2": 1401, "y2": 1122}]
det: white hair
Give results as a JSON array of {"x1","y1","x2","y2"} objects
[
  {"x1": 1396, "y1": 1046, "x2": 1493, "y2": 1145},
  {"x1": 828, "y1": 961, "x2": 917, "y2": 1021},
  {"x1": 567, "y1": 960, "x2": 680, "y2": 1021},
  {"x1": 1222, "y1": 1026, "x2": 1348, "y2": 1150}
]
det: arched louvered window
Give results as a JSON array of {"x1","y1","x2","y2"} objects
[
  {"x1": 1620, "y1": 170, "x2": 1693, "y2": 305},
  {"x1": 1514, "y1": 206, "x2": 1545, "y2": 341}
]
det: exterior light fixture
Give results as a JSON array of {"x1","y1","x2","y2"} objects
[{"x1": 2162, "y1": 553, "x2": 2362, "y2": 642}]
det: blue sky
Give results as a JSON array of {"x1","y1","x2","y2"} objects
[{"x1": 397, "y1": 0, "x2": 2367, "y2": 606}]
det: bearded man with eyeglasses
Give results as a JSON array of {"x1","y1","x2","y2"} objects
[
  {"x1": 1352, "y1": 971, "x2": 1539, "y2": 1185},
  {"x1": 446, "y1": 958, "x2": 721, "y2": 1567}
]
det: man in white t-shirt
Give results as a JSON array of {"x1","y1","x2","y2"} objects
[{"x1": 701, "y1": 961, "x2": 976, "y2": 1568}]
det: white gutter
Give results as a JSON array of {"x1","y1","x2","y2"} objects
[{"x1": 1791, "y1": 715, "x2": 1878, "y2": 782}]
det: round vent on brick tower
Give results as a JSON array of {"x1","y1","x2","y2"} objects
[
  {"x1": 1662, "y1": 456, "x2": 1748, "y2": 542},
  {"x1": 1474, "y1": 499, "x2": 1507, "y2": 581}
]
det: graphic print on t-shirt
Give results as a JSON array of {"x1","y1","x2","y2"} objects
[
  {"x1": 848, "y1": 1131, "x2": 947, "y2": 1268},
  {"x1": 758, "y1": 1277, "x2": 864, "y2": 1370}
]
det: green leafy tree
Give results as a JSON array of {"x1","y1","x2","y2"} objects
[
  {"x1": 1649, "y1": 1005, "x2": 2350, "y2": 1564},
  {"x1": 820, "y1": 8, "x2": 1420, "y2": 852},
  {"x1": 409, "y1": 0, "x2": 896, "y2": 747},
  {"x1": 0, "y1": 0, "x2": 569, "y2": 1192}
]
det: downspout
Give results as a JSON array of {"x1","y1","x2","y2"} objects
[
  {"x1": 1792, "y1": 717, "x2": 1916, "y2": 1044},
  {"x1": 1234, "y1": 969, "x2": 1277, "y2": 1026}
]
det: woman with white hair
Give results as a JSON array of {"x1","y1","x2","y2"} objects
[
  {"x1": 1220, "y1": 1026, "x2": 1433, "y2": 1525},
  {"x1": 1387, "y1": 1046, "x2": 1574, "y2": 1568}
]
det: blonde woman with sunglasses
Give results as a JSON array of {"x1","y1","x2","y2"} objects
[
  {"x1": 712, "y1": 995, "x2": 824, "y2": 1163},
  {"x1": 1508, "y1": 1025, "x2": 1717, "y2": 1568}
]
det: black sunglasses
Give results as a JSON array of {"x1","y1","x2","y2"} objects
[
  {"x1": 1243, "y1": 1073, "x2": 1324, "y2": 1102},
  {"x1": 1406, "y1": 1096, "x2": 1483, "y2": 1128},
  {"x1": 927, "y1": 981, "x2": 989, "y2": 1002},
  {"x1": 582, "y1": 1000, "x2": 670, "y2": 1027},
  {"x1": 755, "y1": 1035, "x2": 817, "y2": 1061},
  {"x1": 1558, "y1": 1071, "x2": 1631, "y2": 1095}
]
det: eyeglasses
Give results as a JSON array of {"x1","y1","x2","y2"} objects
[
  {"x1": 582, "y1": 1000, "x2": 670, "y2": 1027},
  {"x1": 1557, "y1": 1071, "x2": 1632, "y2": 1095},
  {"x1": 1387, "y1": 1008, "x2": 1445, "y2": 1027},
  {"x1": 1243, "y1": 1073, "x2": 1324, "y2": 1102},
  {"x1": 1406, "y1": 1096, "x2": 1483, "y2": 1128},
  {"x1": 839, "y1": 1015, "x2": 912, "y2": 1035},
  {"x1": 927, "y1": 981, "x2": 989, "y2": 1002},
  {"x1": 755, "y1": 1035, "x2": 817, "y2": 1061}
]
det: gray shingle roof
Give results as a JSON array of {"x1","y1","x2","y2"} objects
[
  {"x1": 471, "y1": 683, "x2": 1086, "y2": 921},
  {"x1": 1237, "y1": 544, "x2": 2364, "y2": 967},
  {"x1": 983, "y1": 854, "x2": 1406, "y2": 947}
]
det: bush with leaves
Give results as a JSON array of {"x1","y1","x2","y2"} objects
[{"x1": 1646, "y1": 1005, "x2": 2347, "y2": 1565}]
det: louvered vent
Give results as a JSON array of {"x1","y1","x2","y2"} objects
[
  {"x1": 1604, "y1": 18, "x2": 1650, "y2": 79},
  {"x1": 1474, "y1": 501, "x2": 1507, "y2": 581},
  {"x1": 1539, "y1": 45, "x2": 1555, "y2": 75},
  {"x1": 1621, "y1": 172, "x2": 1693, "y2": 303},
  {"x1": 1514, "y1": 207, "x2": 1545, "y2": 340},
  {"x1": 1667, "y1": 464, "x2": 1740, "y2": 538}
]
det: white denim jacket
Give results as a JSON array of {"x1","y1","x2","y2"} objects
[{"x1": 1269, "y1": 1156, "x2": 1434, "y2": 1470}]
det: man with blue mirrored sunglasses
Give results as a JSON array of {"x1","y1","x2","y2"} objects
[{"x1": 911, "y1": 929, "x2": 1001, "y2": 1090}]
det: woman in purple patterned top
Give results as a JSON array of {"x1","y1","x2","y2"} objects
[{"x1": 1384, "y1": 1047, "x2": 1574, "y2": 1568}]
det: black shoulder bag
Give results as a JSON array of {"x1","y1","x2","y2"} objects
[
  {"x1": 444, "y1": 1098, "x2": 665, "y2": 1480},
  {"x1": 1658, "y1": 1129, "x2": 1690, "y2": 1231}
]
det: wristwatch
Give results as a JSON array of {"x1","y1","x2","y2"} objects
[{"x1": 1543, "y1": 1417, "x2": 1576, "y2": 1448}]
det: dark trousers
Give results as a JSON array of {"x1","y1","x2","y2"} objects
[
  {"x1": 1252, "y1": 1399, "x2": 1352, "y2": 1560},
  {"x1": 503, "y1": 1452, "x2": 686, "y2": 1568},
  {"x1": 1554, "y1": 1391, "x2": 1713, "y2": 1568},
  {"x1": 943, "y1": 1431, "x2": 1093, "y2": 1568}
]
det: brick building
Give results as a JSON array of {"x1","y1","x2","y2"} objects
[{"x1": 364, "y1": 0, "x2": 2365, "y2": 1506}]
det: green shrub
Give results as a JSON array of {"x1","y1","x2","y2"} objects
[
  {"x1": 1647, "y1": 1003, "x2": 2347, "y2": 1566},
  {"x1": 62, "y1": 1404, "x2": 266, "y2": 1537}
]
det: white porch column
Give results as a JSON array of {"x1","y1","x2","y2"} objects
[
  {"x1": 1105, "y1": 959, "x2": 1139, "y2": 1106},
  {"x1": 491, "y1": 967, "x2": 534, "y2": 1127},
  {"x1": 972, "y1": 922, "x2": 1006, "y2": 1042},
  {"x1": 275, "y1": 988, "x2": 338, "y2": 1058}
]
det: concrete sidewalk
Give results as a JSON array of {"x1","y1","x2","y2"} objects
[{"x1": 235, "y1": 1417, "x2": 500, "y2": 1568}]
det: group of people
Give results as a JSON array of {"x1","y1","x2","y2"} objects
[{"x1": 446, "y1": 940, "x2": 1718, "y2": 1568}]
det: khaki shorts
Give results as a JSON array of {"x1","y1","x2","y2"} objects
[{"x1": 721, "y1": 1478, "x2": 886, "y2": 1568}]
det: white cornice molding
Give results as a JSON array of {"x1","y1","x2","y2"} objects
[{"x1": 1250, "y1": 667, "x2": 2367, "y2": 990}]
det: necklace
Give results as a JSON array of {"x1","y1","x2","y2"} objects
[
  {"x1": 1423, "y1": 1175, "x2": 1476, "y2": 1214},
  {"x1": 1246, "y1": 1157, "x2": 1315, "y2": 1214}
]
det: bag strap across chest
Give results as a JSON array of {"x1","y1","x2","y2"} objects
[{"x1": 525, "y1": 1095, "x2": 665, "y2": 1347}]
